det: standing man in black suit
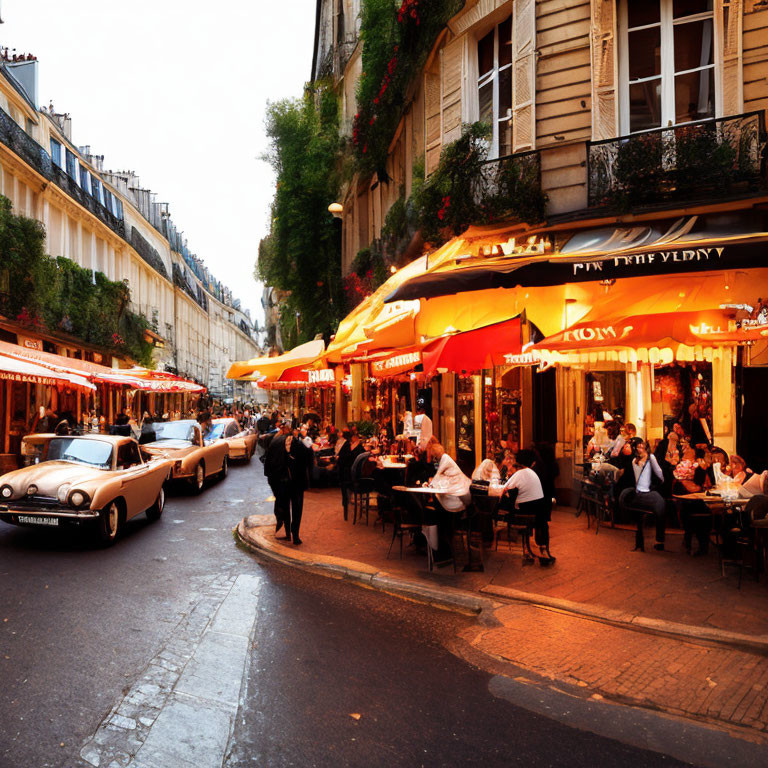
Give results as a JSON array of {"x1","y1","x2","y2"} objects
[
  {"x1": 263, "y1": 420, "x2": 292, "y2": 538},
  {"x1": 287, "y1": 428, "x2": 312, "y2": 545}
]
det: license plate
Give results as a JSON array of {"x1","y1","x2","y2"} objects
[{"x1": 17, "y1": 515, "x2": 59, "y2": 527}]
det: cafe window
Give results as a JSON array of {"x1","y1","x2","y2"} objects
[
  {"x1": 654, "y1": 362, "x2": 713, "y2": 444},
  {"x1": 476, "y1": 14, "x2": 513, "y2": 158},
  {"x1": 456, "y1": 375, "x2": 477, "y2": 474},
  {"x1": 583, "y1": 371, "x2": 626, "y2": 453},
  {"x1": 618, "y1": 0, "x2": 716, "y2": 134}
]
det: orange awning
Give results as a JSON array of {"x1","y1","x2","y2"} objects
[{"x1": 227, "y1": 339, "x2": 326, "y2": 381}]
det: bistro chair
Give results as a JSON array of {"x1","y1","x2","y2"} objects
[
  {"x1": 386, "y1": 488, "x2": 421, "y2": 560},
  {"x1": 349, "y1": 451, "x2": 374, "y2": 525}
]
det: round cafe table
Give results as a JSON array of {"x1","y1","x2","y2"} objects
[{"x1": 392, "y1": 485, "x2": 464, "y2": 571}]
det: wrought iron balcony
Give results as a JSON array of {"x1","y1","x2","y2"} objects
[
  {"x1": 475, "y1": 150, "x2": 546, "y2": 224},
  {"x1": 0, "y1": 106, "x2": 126, "y2": 238},
  {"x1": 50, "y1": 165, "x2": 126, "y2": 238},
  {"x1": 588, "y1": 112, "x2": 767, "y2": 210},
  {"x1": 0, "y1": 107, "x2": 51, "y2": 179}
]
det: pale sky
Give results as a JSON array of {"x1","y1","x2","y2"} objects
[{"x1": 1, "y1": 0, "x2": 318, "y2": 326}]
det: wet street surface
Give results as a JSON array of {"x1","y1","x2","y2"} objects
[{"x1": 0, "y1": 460, "x2": 740, "y2": 767}]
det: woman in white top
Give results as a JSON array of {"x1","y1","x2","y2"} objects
[
  {"x1": 501, "y1": 449, "x2": 555, "y2": 565},
  {"x1": 429, "y1": 442, "x2": 470, "y2": 512}
]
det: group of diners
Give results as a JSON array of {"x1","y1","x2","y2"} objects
[
  {"x1": 326, "y1": 429, "x2": 558, "y2": 568},
  {"x1": 587, "y1": 419, "x2": 768, "y2": 555}
]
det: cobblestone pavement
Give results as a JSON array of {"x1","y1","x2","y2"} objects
[
  {"x1": 460, "y1": 603, "x2": 768, "y2": 736},
  {"x1": 254, "y1": 486, "x2": 768, "y2": 737}
]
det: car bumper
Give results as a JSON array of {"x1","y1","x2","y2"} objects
[{"x1": 0, "y1": 505, "x2": 99, "y2": 529}]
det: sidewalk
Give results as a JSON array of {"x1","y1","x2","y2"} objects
[{"x1": 238, "y1": 486, "x2": 768, "y2": 738}]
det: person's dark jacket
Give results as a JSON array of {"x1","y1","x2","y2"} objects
[
  {"x1": 338, "y1": 440, "x2": 364, "y2": 482},
  {"x1": 264, "y1": 434, "x2": 290, "y2": 483},
  {"x1": 288, "y1": 438, "x2": 312, "y2": 490},
  {"x1": 257, "y1": 415, "x2": 271, "y2": 433}
]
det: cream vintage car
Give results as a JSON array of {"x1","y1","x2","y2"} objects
[
  {"x1": 205, "y1": 418, "x2": 258, "y2": 462},
  {"x1": 139, "y1": 419, "x2": 228, "y2": 492},
  {"x1": 0, "y1": 434, "x2": 171, "y2": 545}
]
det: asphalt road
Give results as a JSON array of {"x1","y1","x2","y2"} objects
[{"x1": 0, "y1": 457, "x2": 725, "y2": 767}]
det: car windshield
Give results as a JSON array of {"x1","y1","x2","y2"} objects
[
  {"x1": 46, "y1": 438, "x2": 113, "y2": 469},
  {"x1": 140, "y1": 421, "x2": 197, "y2": 444},
  {"x1": 205, "y1": 423, "x2": 227, "y2": 442}
]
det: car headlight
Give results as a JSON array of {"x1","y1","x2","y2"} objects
[
  {"x1": 68, "y1": 490, "x2": 90, "y2": 509},
  {"x1": 57, "y1": 484, "x2": 71, "y2": 505},
  {"x1": 26, "y1": 485, "x2": 38, "y2": 497},
  {"x1": 174, "y1": 460, "x2": 183, "y2": 472},
  {"x1": 0, "y1": 484, "x2": 13, "y2": 499}
]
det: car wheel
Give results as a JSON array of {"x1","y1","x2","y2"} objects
[
  {"x1": 220, "y1": 455, "x2": 229, "y2": 479},
  {"x1": 245, "y1": 448, "x2": 252, "y2": 464},
  {"x1": 146, "y1": 487, "x2": 165, "y2": 522},
  {"x1": 97, "y1": 501, "x2": 120, "y2": 546},
  {"x1": 191, "y1": 463, "x2": 205, "y2": 494}
]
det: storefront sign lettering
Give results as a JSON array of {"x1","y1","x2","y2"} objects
[
  {"x1": 562, "y1": 325, "x2": 634, "y2": 344},
  {"x1": 503, "y1": 351, "x2": 541, "y2": 366},
  {"x1": 572, "y1": 247, "x2": 724, "y2": 276},
  {"x1": 18, "y1": 335, "x2": 43, "y2": 351},
  {"x1": 308, "y1": 368, "x2": 334, "y2": 384},
  {"x1": 372, "y1": 351, "x2": 421, "y2": 375}
]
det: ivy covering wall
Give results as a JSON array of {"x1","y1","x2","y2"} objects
[
  {"x1": 0, "y1": 195, "x2": 154, "y2": 366},
  {"x1": 257, "y1": 84, "x2": 344, "y2": 349},
  {"x1": 353, "y1": 0, "x2": 465, "y2": 178}
]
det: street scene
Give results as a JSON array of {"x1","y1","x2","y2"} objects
[{"x1": 1, "y1": 0, "x2": 768, "y2": 766}]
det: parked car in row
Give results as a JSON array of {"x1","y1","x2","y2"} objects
[
  {"x1": 205, "y1": 417, "x2": 258, "y2": 462},
  {"x1": 139, "y1": 419, "x2": 228, "y2": 492},
  {"x1": 0, "y1": 434, "x2": 170, "y2": 545}
]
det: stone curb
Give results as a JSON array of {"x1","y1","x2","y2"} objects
[
  {"x1": 235, "y1": 517, "x2": 496, "y2": 616},
  {"x1": 236, "y1": 516, "x2": 768, "y2": 654},
  {"x1": 480, "y1": 585, "x2": 768, "y2": 654}
]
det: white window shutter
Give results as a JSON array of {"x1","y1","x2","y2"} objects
[
  {"x1": 590, "y1": 0, "x2": 618, "y2": 140},
  {"x1": 512, "y1": 0, "x2": 536, "y2": 152},
  {"x1": 424, "y1": 62, "x2": 442, "y2": 176},
  {"x1": 441, "y1": 37, "x2": 464, "y2": 145},
  {"x1": 717, "y1": 0, "x2": 743, "y2": 116}
]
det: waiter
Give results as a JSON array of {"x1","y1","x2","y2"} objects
[{"x1": 412, "y1": 399, "x2": 433, "y2": 450}]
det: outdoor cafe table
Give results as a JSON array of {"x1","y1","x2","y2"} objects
[{"x1": 391, "y1": 485, "x2": 466, "y2": 571}]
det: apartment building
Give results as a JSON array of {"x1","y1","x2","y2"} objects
[{"x1": 0, "y1": 51, "x2": 261, "y2": 401}]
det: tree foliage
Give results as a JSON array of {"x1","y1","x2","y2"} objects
[
  {"x1": 0, "y1": 195, "x2": 154, "y2": 366},
  {"x1": 258, "y1": 84, "x2": 344, "y2": 349}
]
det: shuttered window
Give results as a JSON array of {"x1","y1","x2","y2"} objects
[
  {"x1": 619, "y1": 0, "x2": 717, "y2": 133},
  {"x1": 476, "y1": 15, "x2": 513, "y2": 158}
]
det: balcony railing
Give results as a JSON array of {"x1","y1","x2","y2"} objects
[
  {"x1": 0, "y1": 108, "x2": 51, "y2": 179},
  {"x1": 475, "y1": 150, "x2": 546, "y2": 224},
  {"x1": 0, "y1": 106, "x2": 127, "y2": 238},
  {"x1": 49, "y1": 165, "x2": 126, "y2": 238},
  {"x1": 588, "y1": 112, "x2": 767, "y2": 210}
]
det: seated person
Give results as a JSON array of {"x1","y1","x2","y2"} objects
[
  {"x1": 428, "y1": 442, "x2": 470, "y2": 511},
  {"x1": 740, "y1": 469, "x2": 768, "y2": 498},
  {"x1": 619, "y1": 438, "x2": 666, "y2": 552},
  {"x1": 728, "y1": 455, "x2": 749, "y2": 485},
  {"x1": 501, "y1": 449, "x2": 554, "y2": 565},
  {"x1": 472, "y1": 452, "x2": 504, "y2": 485}
]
